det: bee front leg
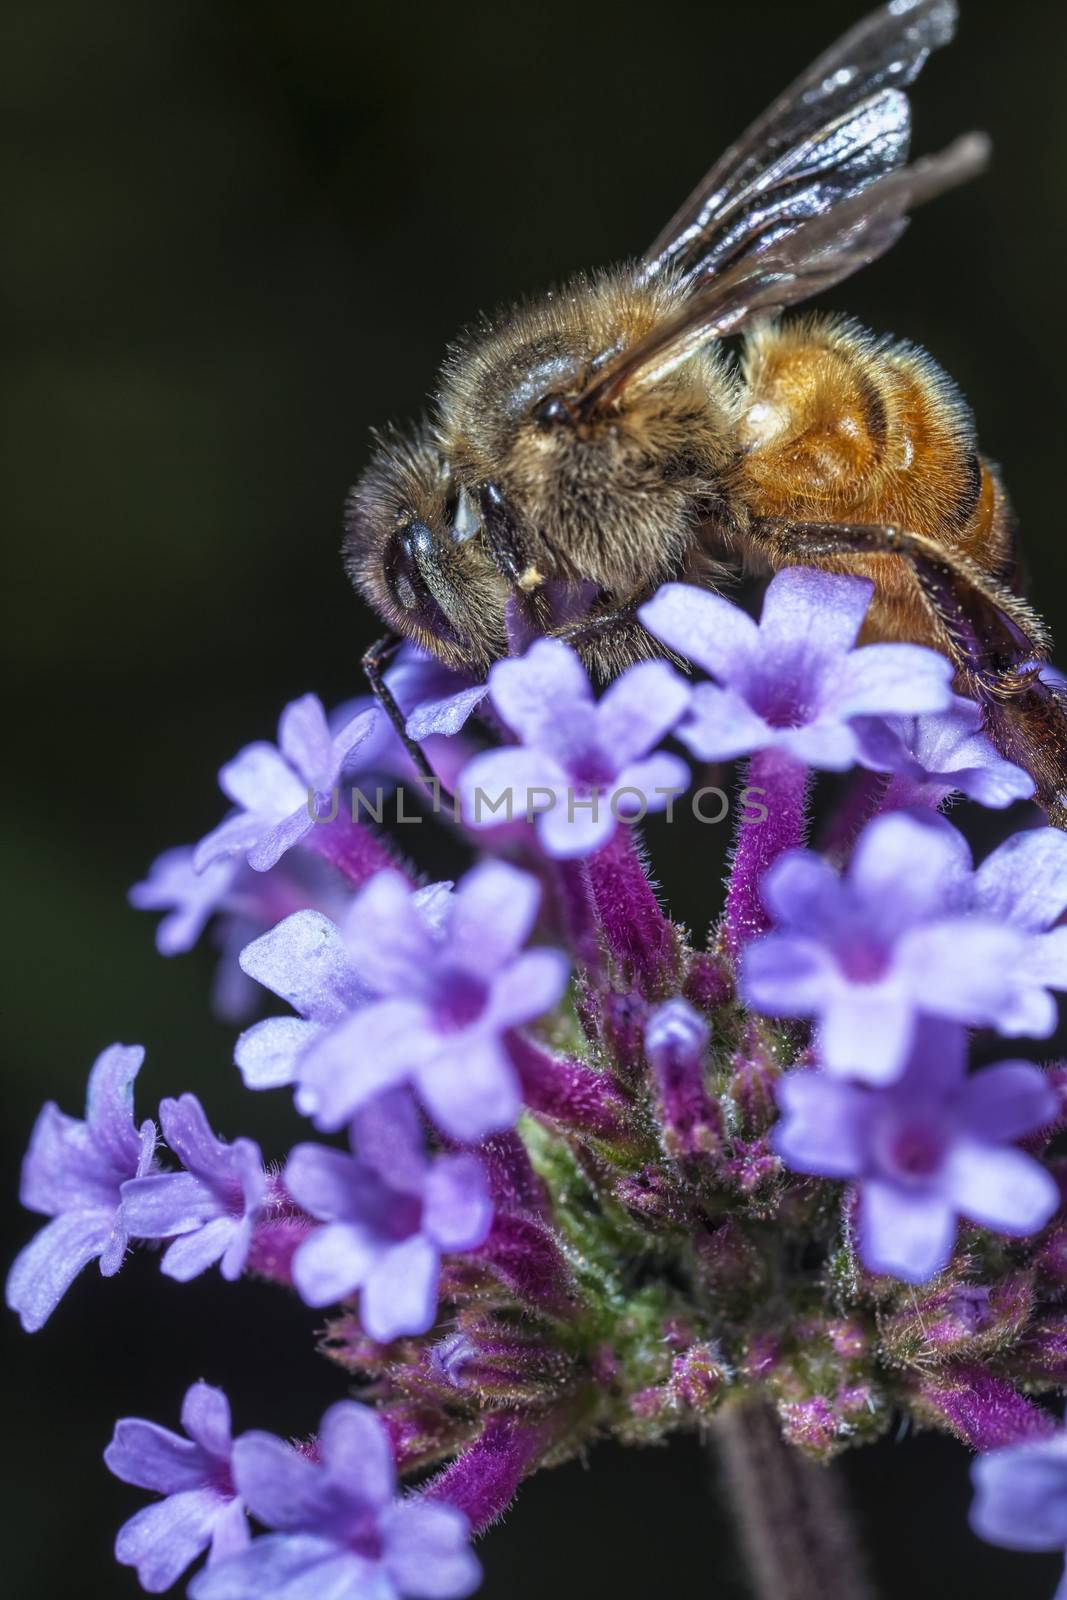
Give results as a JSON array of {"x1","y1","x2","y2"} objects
[
  {"x1": 362, "y1": 632, "x2": 440, "y2": 793},
  {"x1": 756, "y1": 517, "x2": 1067, "y2": 826}
]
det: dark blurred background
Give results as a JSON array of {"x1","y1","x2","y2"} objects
[{"x1": 4, "y1": 1, "x2": 1066, "y2": 1595}]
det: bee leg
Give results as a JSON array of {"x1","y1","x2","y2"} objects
[
  {"x1": 757, "y1": 517, "x2": 1067, "y2": 826},
  {"x1": 550, "y1": 594, "x2": 670, "y2": 681},
  {"x1": 361, "y1": 632, "x2": 439, "y2": 793},
  {"x1": 479, "y1": 482, "x2": 554, "y2": 634}
]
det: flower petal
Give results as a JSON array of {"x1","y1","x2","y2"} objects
[
  {"x1": 415, "y1": 1039, "x2": 521, "y2": 1143},
  {"x1": 230, "y1": 1433, "x2": 323, "y2": 1531},
  {"x1": 6, "y1": 1210, "x2": 112, "y2": 1331},
  {"x1": 638, "y1": 583, "x2": 760, "y2": 681},
  {"x1": 296, "y1": 1000, "x2": 433, "y2": 1131},
  {"x1": 406, "y1": 684, "x2": 489, "y2": 741},
  {"x1": 422, "y1": 1156, "x2": 493, "y2": 1252},
  {"x1": 594, "y1": 660, "x2": 691, "y2": 767},
  {"x1": 449, "y1": 860, "x2": 541, "y2": 973},
  {"x1": 486, "y1": 949, "x2": 570, "y2": 1030},
  {"x1": 105, "y1": 1418, "x2": 210, "y2": 1493},
  {"x1": 238, "y1": 913, "x2": 361, "y2": 1022},
  {"x1": 772, "y1": 1073, "x2": 870, "y2": 1177},
  {"x1": 675, "y1": 684, "x2": 771, "y2": 763},
  {"x1": 458, "y1": 747, "x2": 568, "y2": 831},
  {"x1": 161, "y1": 1217, "x2": 237, "y2": 1282},
  {"x1": 829, "y1": 642, "x2": 954, "y2": 718},
  {"x1": 342, "y1": 872, "x2": 437, "y2": 995},
  {"x1": 488, "y1": 638, "x2": 591, "y2": 743},
  {"x1": 859, "y1": 1180, "x2": 957, "y2": 1283},
  {"x1": 958, "y1": 1063, "x2": 1059, "y2": 1142},
  {"x1": 971, "y1": 1440, "x2": 1067, "y2": 1551},
  {"x1": 188, "y1": 1534, "x2": 366, "y2": 1600},
  {"x1": 759, "y1": 567, "x2": 873, "y2": 660},
  {"x1": 235, "y1": 1017, "x2": 318, "y2": 1091},
  {"x1": 181, "y1": 1383, "x2": 234, "y2": 1461},
  {"x1": 973, "y1": 828, "x2": 1067, "y2": 932},
  {"x1": 115, "y1": 1487, "x2": 224, "y2": 1594},
  {"x1": 279, "y1": 695, "x2": 336, "y2": 792},
  {"x1": 361, "y1": 1234, "x2": 440, "y2": 1341},
  {"x1": 121, "y1": 1172, "x2": 221, "y2": 1239},
  {"x1": 381, "y1": 1500, "x2": 481, "y2": 1600},
  {"x1": 219, "y1": 742, "x2": 306, "y2": 816},
  {"x1": 614, "y1": 754, "x2": 691, "y2": 812},
  {"x1": 536, "y1": 791, "x2": 616, "y2": 859},
  {"x1": 944, "y1": 1140, "x2": 1060, "y2": 1236},
  {"x1": 319, "y1": 1401, "x2": 396, "y2": 1506},
  {"x1": 292, "y1": 1222, "x2": 379, "y2": 1307},
  {"x1": 85, "y1": 1042, "x2": 146, "y2": 1174}
]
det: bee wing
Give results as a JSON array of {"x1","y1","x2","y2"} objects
[
  {"x1": 577, "y1": 134, "x2": 988, "y2": 414},
  {"x1": 642, "y1": 0, "x2": 958, "y2": 289}
]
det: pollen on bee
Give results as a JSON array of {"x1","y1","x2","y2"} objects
[{"x1": 518, "y1": 564, "x2": 545, "y2": 592}]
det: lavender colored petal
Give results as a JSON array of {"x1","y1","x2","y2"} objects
[
  {"x1": 208, "y1": 1497, "x2": 251, "y2": 1567},
  {"x1": 639, "y1": 583, "x2": 760, "y2": 680},
  {"x1": 536, "y1": 792, "x2": 616, "y2": 859},
  {"x1": 759, "y1": 568, "x2": 873, "y2": 660},
  {"x1": 292, "y1": 1221, "x2": 379, "y2": 1306},
  {"x1": 758, "y1": 852, "x2": 844, "y2": 933},
  {"x1": 296, "y1": 1000, "x2": 433, "y2": 1130},
  {"x1": 246, "y1": 806, "x2": 315, "y2": 873},
  {"x1": 220, "y1": 742, "x2": 307, "y2": 816},
  {"x1": 675, "y1": 684, "x2": 773, "y2": 762},
  {"x1": 775, "y1": 718, "x2": 860, "y2": 771},
  {"x1": 162, "y1": 1217, "x2": 238, "y2": 1281},
  {"x1": 614, "y1": 753, "x2": 691, "y2": 811},
  {"x1": 742, "y1": 935, "x2": 839, "y2": 1017},
  {"x1": 130, "y1": 848, "x2": 238, "y2": 956},
  {"x1": 416, "y1": 1039, "x2": 521, "y2": 1144},
  {"x1": 189, "y1": 1535, "x2": 369, "y2": 1600},
  {"x1": 944, "y1": 1141, "x2": 1060, "y2": 1236},
  {"x1": 381, "y1": 1501, "x2": 481, "y2": 1600},
  {"x1": 1025, "y1": 926, "x2": 1067, "y2": 989},
  {"x1": 488, "y1": 638, "x2": 591, "y2": 743},
  {"x1": 230, "y1": 1433, "x2": 323, "y2": 1531},
  {"x1": 285, "y1": 1143, "x2": 367, "y2": 1221},
  {"x1": 486, "y1": 949, "x2": 570, "y2": 1030},
  {"x1": 901, "y1": 919, "x2": 1032, "y2": 1022},
  {"x1": 859, "y1": 1180, "x2": 957, "y2": 1282},
  {"x1": 279, "y1": 695, "x2": 336, "y2": 791},
  {"x1": 159, "y1": 1094, "x2": 232, "y2": 1182},
  {"x1": 115, "y1": 1487, "x2": 225, "y2": 1594},
  {"x1": 220, "y1": 1216, "x2": 254, "y2": 1281},
  {"x1": 594, "y1": 660, "x2": 691, "y2": 766},
  {"x1": 194, "y1": 813, "x2": 268, "y2": 872},
  {"x1": 449, "y1": 861, "x2": 541, "y2": 973},
  {"x1": 973, "y1": 828, "x2": 1067, "y2": 932},
  {"x1": 19, "y1": 1103, "x2": 114, "y2": 1216},
  {"x1": 6, "y1": 1210, "x2": 112, "y2": 1331},
  {"x1": 818, "y1": 988, "x2": 915, "y2": 1083},
  {"x1": 86, "y1": 1042, "x2": 146, "y2": 1173},
  {"x1": 182, "y1": 1382, "x2": 233, "y2": 1460},
  {"x1": 122, "y1": 1171, "x2": 220, "y2": 1238},
  {"x1": 342, "y1": 871, "x2": 437, "y2": 994},
  {"x1": 828, "y1": 641, "x2": 953, "y2": 718},
  {"x1": 105, "y1": 1417, "x2": 211, "y2": 1493},
  {"x1": 422, "y1": 1156, "x2": 492, "y2": 1252},
  {"x1": 458, "y1": 747, "x2": 568, "y2": 831},
  {"x1": 407, "y1": 684, "x2": 489, "y2": 741},
  {"x1": 235, "y1": 1016, "x2": 319, "y2": 1090},
  {"x1": 319, "y1": 1400, "x2": 396, "y2": 1505},
  {"x1": 362, "y1": 1234, "x2": 440, "y2": 1341},
  {"x1": 772, "y1": 1073, "x2": 869, "y2": 1177},
  {"x1": 958, "y1": 1063, "x2": 1059, "y2": 1142},
  {"x1": 350, "y1": 1089, "x2": 427, "y2": 1194},
  {"x1": 238, "y1": 912, "x2": 361, "y2": 1022},
  {"x1": 971, "y1": 1439, "x2": 1067, "y2": 1551},
  {"x1": 848, "y1": 811, "x2": 972, "y2": 922}
]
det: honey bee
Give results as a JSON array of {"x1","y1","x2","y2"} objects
[{"x1": 344, "y1": 0, "x2": 1067, "y2": 824}]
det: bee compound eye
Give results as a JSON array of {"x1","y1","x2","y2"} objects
[{"x1": 385, "y1": 520, "x2": 434, "y2": 612}]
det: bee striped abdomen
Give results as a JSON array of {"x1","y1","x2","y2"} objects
[{"x1": 735, "y1": 317, "x2": 1015, "y2": 642}]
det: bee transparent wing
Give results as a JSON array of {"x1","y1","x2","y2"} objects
[
  {"x1": 578, "y1": 134, "x2": 988, "y2": 414},
  {"x1": 642, "y1": 0, "x2": 957, "y2": 288}
]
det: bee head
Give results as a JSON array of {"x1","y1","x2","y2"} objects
[{"x1": 343, "y1": 423, "x2": 509, "y2": 672}]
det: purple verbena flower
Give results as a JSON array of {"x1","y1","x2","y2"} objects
[
  {"x1": 457, "y1": 638, "x2": 690, "y2": 858},
  {"x1": 188, "y1": 1400, "x2": 480, "y2": 1600},
  {"x1": 971, "y1": 1425, "x2": 1067, "y2": 1595},
  {"x1": 286, "y1": 1089, "x2": 491, "y2": 1341},
  {"x1": 105, "y1": 1382, "x2": 248, "y2": 1593},
  {"x1": 130, "y1": 848, "x2": 243, "y2": 957},
  {"x1": 6, "y1": 1043, "x2": 156, "y2": 1332},
  {"x1": 743, "y1": 811, "x2": 1067, "y2": 1082},
  {"x1": 853, "y1": 693, "x2": 1036, "y2": 809},
  {"x1": 194, "y1": 693, "x2": 373, "y2": 874},
  {"x1": 121, "y1": 1095, "x2": 266, "y2": 1281},
  {"x1": 329, "y1": 642, "x2": 486, "y2": 788},
  {"x1": 773, "y1": 1020, "x2": 1059, "y2": 1283},
  {"x1": 639, "y1": 568, "x2": 954, "y2": 770},
  {"x1": 295, "y1": 861, "x2": 569, "y2": 1141}
]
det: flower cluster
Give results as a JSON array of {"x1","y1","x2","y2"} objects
[{"x1": 11, "y1": 570, "x2": 1067, "y2": 1599}]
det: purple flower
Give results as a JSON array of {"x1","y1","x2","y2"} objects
[
  {"x1": 852, "y1": 694, "x2": 1036, "y2": 808},
  {"x1": 457, "y1": 639, "x2": 690, "y2": 858},
  {"x1": 742, "y1": 812, "x2": 1067, "y2": 1083},
  {"x1": 295, "y1": 862, "x2": 569, "y2": 1141},
  {"x1": 329, "y1": 643, "x2": 486, "y2": 788},
  {"x1": 188, "y1": 1400, "x2": 480, "y2": 1600},
  {"x1": 6, "y1": 1043, "x2": 156, "y2": 1332},
  {"x1": 971, "y1": 1426, "x2": 1067, "y2": 1588},
  {"x1": 638, "y1": 568, "x2": 953, "y2": 770},
  {"x1": 130, "y1": 848, "x2": 243, "y2": 957},
  {"x1": 105, "y1": 1382, "x2": 248, "y2": 1593},
  {"x1": 773, "y1": 1020, "x2": 1059, "y2": 1283},
  {"x1": 194, "y1": 693, "x2": 373, "y2": 874},
  {"x1": 121, "y1": 1095, "x2": 266, "y2": 1282},
  {"x1": 285, "y1": 1089, "x2": 491, "y2": 1341}
]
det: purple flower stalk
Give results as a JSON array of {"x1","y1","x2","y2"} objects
[
  {"x1": 639, "y1": 568, "x2": 954, "y2": 770},
  {"x1": 121, "y1": 1095, "x2": 267, "y2": 1281},
  {"x1": 105, "y1": 1382, "x2": 248, "y2": 1593},
  {"x1": 6, "y1": 1043, "x2": 156, "y2": 1331},
  {"x1": 188, "y1": 1400, "x2": 480, "y2": 1600},
  {"x1": 285, "y1": 1089, "x2": 492, "y2": 1341},
  {"x1": 295, "y1": 862, "x2": 569, "y2": 1140},
  {"x1": 773, "y1": 1020, "x2": 1059, "y2": 1282},
  {"x1": 457, "y1": 638, "x2": 690, "y2": 858}
]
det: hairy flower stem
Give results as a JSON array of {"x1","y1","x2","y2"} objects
[
  {"x1": 713, "y1": 1402, "x2": 874, "y2": 1600},
  {"x1": 553, "y1": 859, "x2": 607, "y2": 983},
  {"x1": 586, "y1": 825, "x2": 679, "y2": 998},
  {"x1": 305, "y1": 810, "x2": 404, "y2": 886},
  {"x1": 722, "y1": 752, "x2": 811, "y2": 958}
]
